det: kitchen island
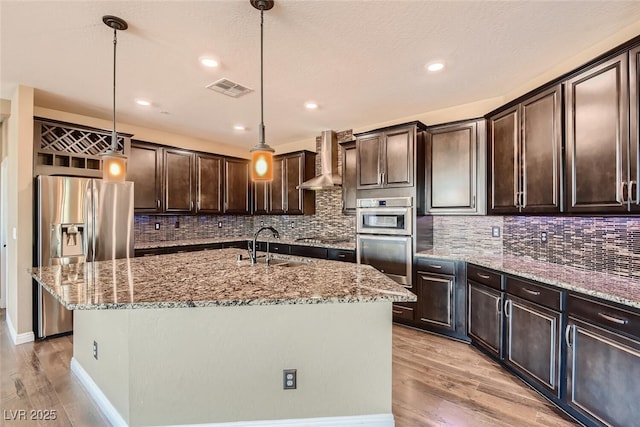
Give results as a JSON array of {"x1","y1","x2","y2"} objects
[{"x1": 31, "y1": 248, "x2": 415, "y2": 427}]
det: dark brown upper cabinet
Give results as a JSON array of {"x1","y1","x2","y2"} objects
[
  {"x1": 129, "y1": 140, "x2": 163, "y2": 213},
  {"x1": 340, "y1": 141, "x2": 357, "y2": 214},
  {"x1": 565, "y1": 53, "x2": 630, "y2": 213},
  {"x1": 253, "y1": 151, "x2": 316, "y2": 215},
  {"x1": 195, "y1": 153, "x2": 223, "y2": 214},
  {"x1": 224, "y1": 158, "x2": 251, "y2": 215},
  {"x1": 629, "y1": 45, "x2": 640, "y2": 212},
  {"x1": 426, "y1": 119, "x2": 486, "y2": 215},
  {"x1": 356, "y1": 124, "x2": 417, "y2": 189},
  {"x1": 488, "y1": 84, "x2": 563, "y2": 214},
  {"x1": 164, "y1": 148, "x2": 195, "y2": 213}
]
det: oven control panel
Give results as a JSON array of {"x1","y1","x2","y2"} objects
[{"x1": 357, "y1": 197, "x2": 412, "y2": 208}]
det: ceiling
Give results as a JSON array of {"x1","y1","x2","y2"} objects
[{"x1": 2, "y1": 1, "x2": 640, "y2": 149}]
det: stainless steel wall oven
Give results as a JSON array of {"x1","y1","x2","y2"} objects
[{"x1": 356, "y1": 197, "x2": 413, "y2": 287}]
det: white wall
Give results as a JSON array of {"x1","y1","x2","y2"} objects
[
  {"x1": 4, "y1": 86, "x2": 34, "y2": 343},
  {"x1": 74, "y1": 302, "x2": 392, "y2": 426}
]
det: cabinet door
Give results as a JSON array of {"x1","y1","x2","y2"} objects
[
  {"x1": 468, "y1": 281, "x2": 503, "y2": 358},
  {"x1": 417, "y1": 272, "x2": 455, "y2": 332},
  {"x1": 565, "y1": 53, "x2": 629, "y2": 213},
  {"x1": 253, "y1": 181, "x2": 269, "y2": 215},
  {"x1": 384, "y1": 126, "x2": 414, "y2": 187},
  {"x1": 428, "y1": 121, "x2": 477, "y2": 213},
  {"x1": 270, "y1": 158, "x2": 285, "y2": 214},
  {"x1": 164, "y1": 148, "x2": 194, "y2": 213},
  {"x1": 224, "y1": 158, "x2": 250, "y2": 214},
  {"x1": 504, "y1": 295, "x2": 561, "y2": 397},
  {"x1": 129, "y1": 141, "x2": 162, "y2": 213},
  {"x1": 357, "y1": 133, "x2": 383, "y2": 189},
  {"x1": 341, "y1": 142, "x2": 357, "y2": 214},
  {"x1": 566, "y1": 317, "x2": 640, "y2": 427},
  {"x1": 630, "y1": 45, "x2": 640, "y2": 212},
  {"x1": 196, "y1": 153, "x2": 223, "y2": 214},
  {"x1": 285, "y1": 155, "x2": 303, "y2": 214},
  {"x1": 521, "y1": 85, "x2": 563, "y2": 213},
  {"x1": 489, "y1": 106, "x2": 519, "y2": 214}
]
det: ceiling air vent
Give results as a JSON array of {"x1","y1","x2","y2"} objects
[{"x1": 205, "y1": 78, "x2": 253, "y2": 98}]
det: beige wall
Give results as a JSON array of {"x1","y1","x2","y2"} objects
[
  {"x1": 4, "y1": 86, "x2": 34, "y2": 337},
  {"x1": 0, "y1": 120, "x2": 6, "y2": 309},
  {"x1": 74, "y1": 302, "x2": 392, "y2": 426}
]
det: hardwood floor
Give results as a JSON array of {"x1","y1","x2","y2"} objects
[
  {"x1": 392, "y1": 325, "x2": 578, "y2": 427},
  {"x1": 1, "y1": 309, "x2": 576, "y2": 426}
]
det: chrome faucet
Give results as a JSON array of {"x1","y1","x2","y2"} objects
[{"x1": 249, "y1": 226, "x2": 280, "y2": 264}]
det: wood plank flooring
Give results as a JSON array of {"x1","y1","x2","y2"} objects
[{"x1": 1, "y1": 310, "x2": 577, "y2": 426}]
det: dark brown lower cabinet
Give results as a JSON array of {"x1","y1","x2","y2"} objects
[
  {"x1": 417, "y1": 271, "x2": 455, "y2": 331},
  {"x1": 468, "y1": 281, "x2": 503, "y2": 359},
  {"x1": 566, "y1": 295, "x2": 640, "y2": 427},
  {"x1": 392, "y1": 303, "x2": 416, "y2": 322},
  {"x1": 504, "y1": 295, "x2": 561, "y2": 397}
]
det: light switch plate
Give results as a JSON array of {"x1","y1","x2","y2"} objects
[{"x1": 491, "y1": 226, "x2": 500, "y2": 238}]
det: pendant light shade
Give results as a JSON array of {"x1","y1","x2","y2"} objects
[
  {"x1": 101, "y1": 15, "x2": 128, "y2": 182},
  {"x1": 250, "y1": 0, "x2": 275, "y2": 182}
]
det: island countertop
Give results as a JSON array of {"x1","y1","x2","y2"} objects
[{"x1": 31, "y1": 248, "x2": 416, "y2": 310}]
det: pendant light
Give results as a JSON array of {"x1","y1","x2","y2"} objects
[
  {"x1": 250, "y1": 0, "x2": 275, "y2": 182},
  {"x1": 101, "y1": 15, "x2": 128, "y2": 182}
]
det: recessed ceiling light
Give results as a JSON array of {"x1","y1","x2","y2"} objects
[
  {"x1": 304, "y1": 101, "x2": 318, "y2": 110},
  {"x1": 199, "y1": 56, "x2": 219, "y2": 68},
  {"x1": 135, "y1": 99, "x2": 152, "y2": 106},
  {"x1": 426, "y1": 62, "x2": 445, "y2": 72},
  {"x1": 234, "y1": 125, "x2": 246, "y2": 131}
]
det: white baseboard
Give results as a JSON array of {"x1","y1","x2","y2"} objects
[
  {"x1": 161, "y1": 413, "x2": 394, "y2": 427},
  {"x1": 5, "y1": 311, "x2": 34, "y2": 345},
  {"x1": 70, "y1": 358, "x2": 128, "y2": 427},
  {"x1": 71, "y1": 358, "x2": 393, "y2": 427}
]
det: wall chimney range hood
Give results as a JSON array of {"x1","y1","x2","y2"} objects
[{"x1": 297, "y1": 130, "x2": 342, "y2": 190}]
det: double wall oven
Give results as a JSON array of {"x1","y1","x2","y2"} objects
[{"x1": 356, "y1": 197, "x2": 413, "y2": 287}]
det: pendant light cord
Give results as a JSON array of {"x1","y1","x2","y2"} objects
[
  {"x1": 259, "y1": 6, "x2": 265, "y2": 145},
  {"x1": 111, "y1": 27, "x2": 118, "y2": 151}
]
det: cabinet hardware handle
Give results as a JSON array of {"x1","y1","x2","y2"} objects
[
  {"x1": 630, "y1": 180, "x2": 637, "y2": 204},
  {"x1": 522, "y1": 288, "x2": 541, "y2": 296},
  {"x1": 597, "y1": 312, "x2": 629, "y2": 325},
  {"x1": 197, "y1": 201, "x2": 200, "y2": 210},
  {"x1": 471, "y1": 195, "x2": 476, "y2": 209},
  {"x1": 504, "y1": 299, "x2": 512, "y2": 318},
  {"x1": 565, "y1": 324, "x2": 574, "y2": 349},
  {"x1": 477, "y1": 273, "x2": 491, "y2": 279},
  {"x1": 392, "y1": 310, "x2": 403, "y2": 315},
  {"x1": 428, "y1": 264, "x2": 442, "y2": 269},
  {"x1": 496, "y1": 297, "x2": 502, "y2": 314},
  {"x1": 338, "y1": 254, "x2": 346, "y2": 258},
  {"x1": 190, "y1": 201, "x2": 194, "y2": 211},
  {"x1": 156, "y1": 199, "x2": 160, "y2": 209},
  {"x1": 381, "y1": 172, "x2": 385, "y2": 184},
  {"x1": 620, "y1": 181, "x2": 628, "y2": 204},
  {"x1": 520, "y1": 191, "x2": 526, "y2": 209}
]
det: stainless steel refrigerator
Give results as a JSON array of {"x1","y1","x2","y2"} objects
[{"x1": 35, "y1": 175, "x2": 134, "y2": 338}]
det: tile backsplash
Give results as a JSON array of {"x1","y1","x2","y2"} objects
[{"x1": 433, "y1": 215, "x2": 640, "y2": 279}]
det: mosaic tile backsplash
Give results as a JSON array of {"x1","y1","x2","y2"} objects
[
  {"x1": 504, "y1": 216, "x2": 640, "y2": 279},
  {"x1": 433, "y1": 215, "x2": 640, "y2": 279}
]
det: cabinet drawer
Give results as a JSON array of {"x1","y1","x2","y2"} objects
[
  {"x1": 290, "y1": 245, "x2": 328, "y2": 259},
  {"x1": 567, "y1": 294, "x2": 640, "y2": 339},
  {"x1": 506, "y1": 276, "x2": 561, "y2": 311},
  {"x1": 328, "y1": 248, "x2": 355, "y2": 263},
  {"x1": 268, "y1": 243, "x2": 290, "y2": 255},
  {"x1": 392, "y1": 303, "x2": 415, "y2": 321},
  {"x1": 467, "y1": 264, "x2": 502, "y2": 290},
  {"x1": 416, "y1": 257, "x2": 455, "y2": 275}
]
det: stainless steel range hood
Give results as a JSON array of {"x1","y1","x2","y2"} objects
[{"x1": 297, "y1": 130, "x2": 342, "y2": 190}]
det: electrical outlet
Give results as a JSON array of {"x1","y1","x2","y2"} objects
[
  {"x1": 175, "y1": 221, "x2": 180, "y2": 228},
  {"x1": 154, "y1": 222, "x2": 160, "y2": 230},
  {"x1": 541, "y1": 231, "x2": 548, "y2": 243},
  {"x1": 93, "y1": 341, "x2": 98, "y2": 360},
  {"x1": 491, "y1": 226, "x2": 501, "y2": 238},
  {"x1": 260, "y1": 220, "x2": 265, "y2": 226},
  {"x1": 217, "y1": 221, "x2": 223, "y2": 228},
  {"x1": 283, "y1": 369, "x2": 297, "y2": 390},
  {"x1": 290, "y1": 221, "x2": 295, "y2": 229}
]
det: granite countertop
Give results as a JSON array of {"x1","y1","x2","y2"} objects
[
  {"x1": 135, "y1": 237, "x2": 356, "y2": 251},
  {"x1": 416, "y1": 249, "x2": 640, "y2": 310},
  {"x1": 31, "y1": 248, "x2": 414, "y2": 310}
]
